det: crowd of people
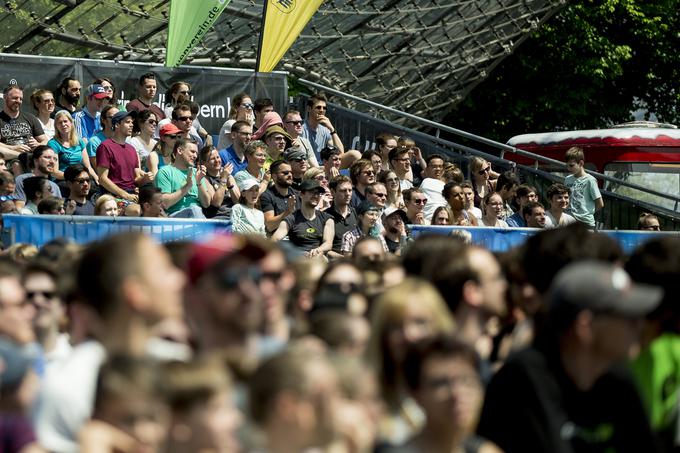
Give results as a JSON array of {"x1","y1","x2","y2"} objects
[{"x1": 0, "y1": 71, "x2": 676, "y2": 453}]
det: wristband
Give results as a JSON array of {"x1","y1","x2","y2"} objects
[{"x1": 330, "y1": 129, "x2": 337, "y2": 135}]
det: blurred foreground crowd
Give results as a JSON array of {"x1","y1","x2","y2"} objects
[{"x1": 0, "y1": 222, "x2": 678, "y2": 453}]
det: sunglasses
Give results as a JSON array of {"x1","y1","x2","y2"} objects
[
  {"x1": 413, "y1": 198, "x2": 428, "y2": 205},
  {"x1": 478, "y1": 166, "x2": 491, "y2": 175},
  {"x1": 177, "y1": 116, "x2": 194, "y2": 122},
  {"x1": 285, "y1": 120, "x2": 304, "y2": 126},
  {"x1": 278, "y1": 170, "x2": 292, "y2": 175},
  {"x1": 373, "y1": 193, "x2": 387, "y2": 198},
  {"x1": 178, "y1": 90, "x2": 192, "y2": 95},
  {"x1": 165, "y1": 134, "x2": 179, "y2": 139},
  {"x1": 313, "y1": 105, "x2": 327, "y2": 111},
  {"x1": 241, "y1": 103, "x2": 255, "y2": 109},
  {"x1": 362, "y1": 170, "x2": 375, "y2": 175},
  {"x1": 147, "y1": 119, "x2": 157, "y2": 125},
  {"x1": 27, "y1": 290, "x2": 55, "y2": 299},
  {"x1": 73, "y1": 178, "x2": 91, "y2": 184}
]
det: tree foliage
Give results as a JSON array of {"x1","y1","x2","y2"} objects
[{"x1": 444, "y1": 0, "x2": 680, "y2": 142}]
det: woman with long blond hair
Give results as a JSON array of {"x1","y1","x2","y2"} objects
[{"x1": 48, "y1": 110, "x2": 98, "y2": 183}]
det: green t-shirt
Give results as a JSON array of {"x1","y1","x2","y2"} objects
[
  {"x1": 155, "y1": 165, "x2": 204, "y2": 214},
  {"x1": 565, "y1": 173, "x2": 601, "y2": 226},
  {"x1": 629, "y1": 333, "x2": 680, "y2": 444}
]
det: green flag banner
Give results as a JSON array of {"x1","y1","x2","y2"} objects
[{"x1": 165, "y1": 0, "x2": 231, "y2": 68}]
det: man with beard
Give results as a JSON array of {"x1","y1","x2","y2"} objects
[
  {"x1": 0, "y1": 84, "x2": 47, "y2": 157},
  {"x1": 382, "y1": 206, "x2": 410, "y2": 255},
  {"x1": 260, "y1": 160, "x2": 300, "y2": 233},
  {"x1": 218, "y1": 120, "x2": 252, "y2": 173},
  {"x1": 55, "y1": 77, "x2": 81, "y2": 115},
  {"x1": 326, "y1": 175, "x2": 357, "y2": 259},
  {"x1": 272, "y1": 179, "x2": 334, "y2": 258},
  {"x1": 14, "y1": 145, "x2": 62, "y2": 210},
  {"x1": 155, "y1": 137, "x2": 211, "y2": 218},
  {"x1": 63, "y1": 164, "x2": 95, "y2": 215}
]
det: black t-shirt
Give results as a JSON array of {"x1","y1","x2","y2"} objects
[
  {"x1": 283, "y1": 209, "x2": 331, "y2": 251},
  {"x1": 325, "y1": 205, "x2": 358, "y2": 253},
  {"x1": 203, "y1": 174, "x2": 234, "y2": 219},
  {"x1": 384, "y1": 236, "x2": 401, "y2": 254},
  {"x1": 66, "y1": 198, "x2": 95, "y2": 216},
  {"x1": 0, "y1": 111, "x2": 44, "y2": 145},
  {"x1": 350, "y1": 188, "x2": 366, "y2": 210},
  {"x1": 260, "y1": 186, "x2": 300, "y2": 216},
  {"x1": 478, "y1": 343, "x2": 659, "y2": 453}
]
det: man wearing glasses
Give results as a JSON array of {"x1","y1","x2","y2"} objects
[
  {"x1": 301, "y1": 93, "x2": 345, "y2": 159},
  {"x1": 389, "y1": 147, "x2": 413, "y2": 191},
  {"x1": 403, "y1": 187, "x2": 429, "y2": 225},
  {"x1": 73, "y1": 84, "x2": 108, "y2": 142},
  {"x1": 219, "y1": 120, "x2": 252, "y2": 173},
  {"x1": 349, "y1": 159, "x2": 375, "y2": 208},
  {"x1": 283, "y1": 110, "x2": 318, "y2": 167},
  {"x1": 171, "y1": 103, "x2": 203, "y2": 148},
  {"x1": 63, "y1": 163, "x2": 95, "y2": 215}
]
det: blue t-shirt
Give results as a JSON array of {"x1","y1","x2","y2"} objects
[
  {"x1": 47, "y1": 138, "x2": 87, "y2": 172},
  {"x1": 86, "y1": 131, "x2": 106, "y2": 158},
  {"x1": 218, "y1": 145, "x2": 248, "y2": 174},
  {"x1": 301, "y1": 122, "x2": 332, "y2": 160},
  {"x1": 73, "y1": 109, "x2": 101, "y2": 141},
  {"x1": 506, "y1": 211, "x2": 526, "y2": 228}
]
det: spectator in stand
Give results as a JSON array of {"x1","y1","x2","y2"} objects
[
  {"x1": 0, "y1": 158, "x2": 7, "y2": 172},
  {"x1": 341, "y1": 201, "x2": 387, "y2": 256},
  {"x1": 365, "y1": 181, "x2": 388, "y2": 215},
  {"x1": 380, "y1": 170, "x2": 405, "y2": 210},
  {"x1": 321, "y1": 144, "x2": 343, "y2": 180},
  {"x1": 0, "y1": 257, "x2": 34, "y2": 345},
  {"x1": 148, "y1": 123, "x2": 180, "y2": 178},
  {"x1": 303, "y1": 167, "x2": 332, "y2": 211},
  {"x1": 398, "y1": 136, "x2": 426, "y2": 185},
  {"x1": 637, "y1": 212, "x2": 661, "y2": 231},
  {"x1": 185, "y1": 100, "x2": 212, "y2": 147},
  {"x1": 253, "y1": 97, "x2": 275, "y2": 130},
  {"x1": 302, "y1": 93, "x2": 349, "y2": 163},
  {"x1": 93, "y1": 77, "x2": 121, "y2": 110},
  {"x1": 73, "y1": 84, "x2": 108, "y2": 142},
  {"x1": 125, "y1": 72, "x2": 165, "y2": 120},
  {"x1": 283, "y1": 110, "x2": 318, "y2": 167},
  {"x1": 478, "y1": 261, "x2": 661, "y2": 453},
  {"x1": 49, "y1": 110, "x2": 98, "y2": 183},
  {"x1": 259, "y1": 158, "x2": 297, "y2": 232},
  {"x1": 0, "y1": 339, "x2": 43, "y2": 453},
  {"x1": 231, "y1": 177, "x2": 267, "y2": 236},
  {"x1": 283, "y1": 147, "x2": 308, "y2": 191},
  {"x1": 139, "y1": 186, "x2": 166, "y2": 217},
  {"x1": 522, "y1": 201, "x2": 547, "y2": 229},
  {"x1": 272, "y1": 179, "x2": 334, "y2": 258},
  {"x1": 326, "y1": 175, "x2": 357, "y2": 259},
  {"x1": 199, "y1": 144, "x2": 237, "y2": 219},
  {"x1": 85, "y1": 104, "x2": 118, "y2": 170},
  {"x1": 55, "y1": 77, "x2": 81, "y2": 115},
  {"x1": 369, "y1": 277, "x2": 455, "y2": 445},
  {"x1": 480, "y1": 192, "x2": 509, "y2": 228},
  {"x1": 218, "y1": 120, "x2": 252, "y2": 172},
  {"x1": 217, "y1": 92, "x2": 254, "y2": 150},
  {"x1": 0, "y1": 84, "x2": 47, "y2": 158},
  {"x1": 543, "y1": 182, "x2": 576, "y2": 227},
  {"x1": 0, "y1": 171, "x2": 15, "y2": 197},
  {"x1": 164, "y1": 83, "x2": 210, "y2": 145},
  {"x1": 564, "y1": 146, "x2": 604, "y2": 228},
  {"x1": 37, "y1": 197, "x2": 66, "y2": 215},
  {"x1": 469, "y1": 157, "x2": 498, "y2": 208},
  {"x1": 382, "y1": 206, "x2": 409, "y2": 255},
  {"x1": 263, "y1": 125, "x2": 292, "y2": 165},
  {"x1": 233, "y1": 140, "x2": 270, "y2": 196},
  {"x1": 128, "y1": 110, "x2": 158, "y2": 172},
  {"x1": 506, "y1": 184, "x2": 538, "y2": 227},
  {"x1": 363, "y1": 149, "x2": 383, "y2": 176},
  {"x1": 403, "y1": 187, "x2": 428, "y2": 225},
  {"x1": 62, "y1": 164, "x2": 94, "y2": 215},
  {"x1": 419, "y1": 154, "x2": 447, "y2": 221},
  {"x1": 155, "y1": 137, "x2": 211, "y2": 218},
  {"x1": 389, "y1": 147, "x2": 413, "y2": 191},
  {"x1": 494, "y1": 171, "x2": 520, "y2": 220},
  {"x1": 19, "y1": 176, "x2": 52, "y2": 214},
  {"x1": 350, "y1": 159, "x2": 375, "y2": 208},
  {"x1": 96, "y1": 110, "x2": 153, "y2": 203},
  {"x1": 14, "y1": 145, "x2": 61, "y2": 210},
  {"x1": 444, "y1": 163, "x2": 465, "y2": 184},
  {"x1": 443, "y1": 181, "x2": 478, "y2": 226},
  {"x1": 252, "y1": 111, "x2": 284, "y2": 141},
  {"x1": 375, "y1": 132, "x2": 398, "y2": 172},
  {"x1": 94, "y1": 194, "x2": 118, "y2": 216},
  {"x1": 170, "y1": 103, "x2": 202, "y2": 148},
  {"x1": 387, "y1": 336, "x2": 502, "y2": 453},
  {"x1": 431, "y1": 205, "x2": 454, "y2": 225},
  {"x1": 30, "y1": 88, "x2": 56, "y2": 140}
]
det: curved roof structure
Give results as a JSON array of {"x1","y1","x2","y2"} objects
[{"x1": 0, "y1": 0, "x2": 564, "y2": 121}]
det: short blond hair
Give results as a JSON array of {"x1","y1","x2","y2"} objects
[{"x1": 565, "y1": 146, "x2": 584, "y2": 163}]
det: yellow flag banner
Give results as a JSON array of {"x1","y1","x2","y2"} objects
[
  {"x1": 257, "y1": 0, "x2": 323, "y2": 72},
  {"x1": 165, "y1": 0, "x2": 231, "y2": 68}
]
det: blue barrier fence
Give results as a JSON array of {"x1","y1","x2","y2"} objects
[
  {"x1": 1, "y1": 215, "x2": 232, "y2": 248},
  {"x1": 411, "y1": 225, "x2": 677, "y2": 254}
]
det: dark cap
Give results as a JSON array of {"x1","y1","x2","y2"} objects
[
  {"x1": 356, "y1": 200, "x2": 381, "y2": 217},
  {"x1": 548, "y1": 261, "x2": 663, "y2": 319},
  {"x1": 299, "y1": 179, "x2": 325, "y2": 194},
  {"x1": 111, "y1": 110, "x2": 137, "y2": 127},
  {"x1": 283, "y1": 147, "x2": 306, "y2": 162}
]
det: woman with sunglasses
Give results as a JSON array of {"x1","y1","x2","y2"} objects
[
  {"x1": 470, "y1": 157, "x2": 498, "y2": 208},
  {"x1": 148, "y1": 123, "x2": 181, "y2": 178},
  {"x1": 94, "y1": 77, "x2": 122, "y2": 110},
  {"x1": 48, "y1": 110, "x2": 98, "y2": 183},
  {"x1": 164, "y1": 82, "x2": 193, "y2": 118},
  {"x1": 379, "y1": 170, "x2": 405, "y2": 210},
  {"x1": 217, "y1": 92, "x2": 255, "y2": 150},
  {"x1": 30, "y1": 89, "x2": 56, "y2": 140},
  {"x1": 129, "y1": 110, "x2": 158, "y2": 172}
]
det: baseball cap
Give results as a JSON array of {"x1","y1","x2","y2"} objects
[
  {"x1": 159, "y1": 123, "x2": 182, "y2": 137},
  {"x1": 283, "y1": 147, "x2": 306, "y2": 162},
  {"x1": 548, "y1": 261, "x2": 663, "y2": 319},
  {"x1": 299, "y1": 179, "x2": 325, "y2": 194},
  {"x1": 382, "y1": 206, "x2": 409, "y2": 223},
  {"x1": 86, "y1": 84, "x2": 109, "y2": 99},
  {"x1": 111, "y1": 110, "x2": 137, "y2": 127},
  {"x1": 0, "y1": 339, "x2": 31, "y2": 393},
  {"x1": 356, "y1": 201, "x2": 381, "y2": 217},
  {"x1": 186, "y1": 233, "x2": 268, "y2": 285},
  {"x1": 237, "y1": 177, "x2": 259, "y2": 192}
]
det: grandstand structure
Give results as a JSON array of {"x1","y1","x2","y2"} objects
[{"x1": 0, "y1": 0, "x2": 564, "y2": 123}]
